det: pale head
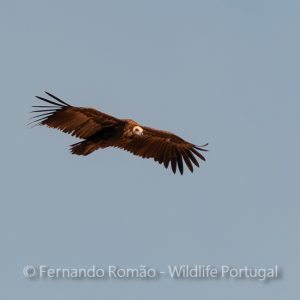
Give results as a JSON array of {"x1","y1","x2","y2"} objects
[{"x1": 132, "y1": 126, "x2": 143, "y2": 136}]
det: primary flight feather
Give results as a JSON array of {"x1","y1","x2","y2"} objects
[{"x1": 30, "y1": 92, "x2": 208, "y2": 174}]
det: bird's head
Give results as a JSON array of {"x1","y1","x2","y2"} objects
[{"x1": 132, "y1": 126, "x2": 143, "y2": 136}]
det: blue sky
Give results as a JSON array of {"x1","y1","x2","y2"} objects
[{"x1": 1, "y1": 0, "x2": 299, "y2": 299}]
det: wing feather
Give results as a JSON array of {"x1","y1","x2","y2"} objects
[
  {"x1": 186, "y1": 150, "x2": 200, "y2": 167},
  {"x1": 191, "y1": 148, "x2": 206, "y2": 161},
  {"x1": 171, "y1": 148, "x2": 177, "y2": 174},
  {"x1": 181, "y1": 150, "x2": 193, "y2": 173},
  {"x1": 163, "y1": 144, "x2": 171, "y2": 168},
  {"x1": 175, "y1": 148, "x2": 184, "y2": 175},
  {"x1": 30, "y1": 92, "x2": 122, "y2": 139},
  {"x1": 113, "y1": 126, "x2": 207, "y2": 174}
]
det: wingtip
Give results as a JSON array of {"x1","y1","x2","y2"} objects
[
  {"x1": 195, "y1": 143, "x2": 209, "y2": 152},
  {"x1": 43, "y1": 91, "x2": 70, "y2": 106}
]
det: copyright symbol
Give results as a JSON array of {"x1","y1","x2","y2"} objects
[{"x1": 23, "y1": 265, "x2": 36, "y2": 278}]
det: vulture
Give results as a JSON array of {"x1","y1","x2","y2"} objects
[{"x1": 30, "y1": 92, "x2": 208, "y2": 174}]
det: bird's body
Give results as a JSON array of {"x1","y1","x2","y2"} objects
[{"x1": 30, "y1": 92, "x2": 208, "y2": 174}]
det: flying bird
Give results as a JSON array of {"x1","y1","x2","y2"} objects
[{"x1": 30, "y1": 92, "x2": 208, "y2": 174}]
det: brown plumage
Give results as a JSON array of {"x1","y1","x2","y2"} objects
[{"x1": 30, "y1": 92, "x2": 208, "y2": 174}]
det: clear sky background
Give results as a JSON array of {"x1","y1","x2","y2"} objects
[{"x1": 1, "y1": 0, "x2": 299, "y2": 299}]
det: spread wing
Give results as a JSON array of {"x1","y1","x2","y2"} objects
[
  {"x1": 114, "y1": 126, "x2": 208, "y2": 175},
  {"x1": 29, "y1": 92, "x2": 122, "y2": 139}
]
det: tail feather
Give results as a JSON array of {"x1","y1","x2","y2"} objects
[{"x1": 70, "y1": 140, "x2": 100, "y2": 156}]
